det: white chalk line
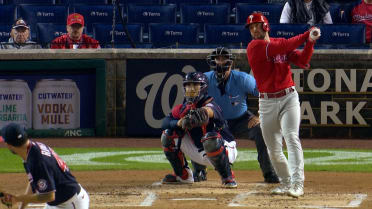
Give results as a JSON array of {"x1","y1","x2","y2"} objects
[
  {"x1": 26, "y1": 203, "x2": 45, "y2": 209},
  {"x1": 171, "y1": 198, "x2": 217, "y2": 201},
  {"x1": 151, "y1": 181, "x2": 162, "y2": 186},
  {"x1": 299, "y1": 193, "x2": 368, "y2": 208},
  {"x1": 140, "y1": 190, "x2": 157, "y2": 206},
  {"x1": 228, "y1": 191, "x2": 257, "y2": 207},
  {"x1": 348, "y1": 194, "x2": 368, "y2": 207}
]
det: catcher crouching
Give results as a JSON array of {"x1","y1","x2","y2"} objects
[{"x1": 161, "y1": 72, "x2": 238, "y2": 188}]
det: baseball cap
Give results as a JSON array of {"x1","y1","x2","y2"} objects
[
  {"x1": 12, "y1": 18, "x2": 30, "y2": 30},
  {"x1": 67, "y1": 13, "x2": 84, "y2": 26},
  {"x1": 1, "y1": 123, "x2": 28, "y2": 147}
]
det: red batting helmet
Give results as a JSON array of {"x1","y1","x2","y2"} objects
[{"x1": 245, "y1": 12, "x2": 270, "y2": 32}]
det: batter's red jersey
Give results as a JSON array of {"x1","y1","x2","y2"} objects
[
  {"x1": 351, "y1": 1, "x2": 372, "y2": 43},
  {"x1": 246, "y1": 31, "x2": 315, "y2": 93},
  {"x1": 51, "y1": 34, "x2": 101, "y2": 49}
]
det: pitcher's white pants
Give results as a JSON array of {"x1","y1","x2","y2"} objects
[
  {"x1": 258, "y1": 90, "x2": 304, "y2": 184},
  {"x1": 177, "y1": 134, "x2": 238, "y2": 167},
  {"x1": 44, "y1": 186, "x2": 89, "y2": 209}
]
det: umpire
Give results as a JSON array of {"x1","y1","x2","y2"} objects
[{"x1": 192, "y1": 47, "x2": 279, "y2": 183}]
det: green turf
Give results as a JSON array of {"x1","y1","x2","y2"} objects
[{"x1": 0, "y1": 148, "x2": 372, "y2": 173}]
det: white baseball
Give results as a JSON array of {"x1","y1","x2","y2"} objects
[{"x1": 310, "y1": 28, "x2": 321, "y2": 41}]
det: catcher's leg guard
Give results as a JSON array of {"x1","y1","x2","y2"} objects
[
  {"x1": 161, "y1": 129, "x2": 193, "y2": 184},
  {"x1": 191, "y1": 160, "x2": 207, "y2": 182},
  {"x1": 202, "y1": 132, "x2": 237, "y2": 188}
]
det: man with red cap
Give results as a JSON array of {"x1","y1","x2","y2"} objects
[
  {"x1": 245, "y1": 12, "x2": 321, "y2": 198},
  {"x1": 51, "y1": 13, "x2": 100, "y2": 49}
]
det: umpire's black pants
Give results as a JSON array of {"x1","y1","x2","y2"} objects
[{"x1": 228, "y1": 111, "x2": 277, "y2": 178}]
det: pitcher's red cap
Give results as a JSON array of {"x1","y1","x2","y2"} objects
[{"x1": 67, "y1": 13, "x2": 84, "y2": 26}]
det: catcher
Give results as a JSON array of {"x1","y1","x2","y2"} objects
[
  {"x1": 0, "y1": 123, "x2": 89, "y2": 209},
  {"x1": 161, "y1": 72, "x2": 238, "y2": 188}
]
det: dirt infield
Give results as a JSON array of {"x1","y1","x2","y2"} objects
[{"x1": 1, "y1": 138, "x2": 372, "y2": 209}]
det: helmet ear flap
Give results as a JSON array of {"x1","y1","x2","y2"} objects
[{"x1": 262, "y1": 22, "x2": 269, "y2": 32}]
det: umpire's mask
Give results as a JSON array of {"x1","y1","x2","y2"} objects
[{"x1": 206, "y1": 47, "x2": 234, "y2": 84}]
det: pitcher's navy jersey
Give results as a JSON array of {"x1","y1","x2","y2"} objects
[
  {"x1": 162, "y1": 97, "x2": 235, "y2": 149},
  {"x1": 24, "y1": 141, "x2": 80, "y2": 206}
]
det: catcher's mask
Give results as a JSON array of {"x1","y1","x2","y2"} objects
[
  {"x1": 206, "y1": 47, "x2": 235, "y2": 83},
  {"x1": 1, "y1": 123, "x2": 28, "y2": 147},
  {"x1": 183, "y1": 72, "x2": 208, "y2": 104}
]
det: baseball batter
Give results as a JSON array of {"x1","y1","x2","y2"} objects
[
  {"x1": 0, "y1": 123, "x2": 89, "y2": 209},
  {"x1": 245, "y1": 12, "x2": 321, "y2": 197},
  {"x1": 161, "y1": 72, "x2": 238, "y2": 188}
]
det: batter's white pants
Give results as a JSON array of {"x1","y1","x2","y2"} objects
[
  {"x1": 177, "y1": 134, "x2": 238, "y2": 167},
  {"x1": 44, "y1": 185, "x2": 89, "y2": 209},
  {"x1": 258, "y1": 90, "x2": 304, "y2": 184}
]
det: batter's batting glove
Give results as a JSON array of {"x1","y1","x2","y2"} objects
[{"x1": 309, "y1": 27, "x2": 321, "y2": 42}]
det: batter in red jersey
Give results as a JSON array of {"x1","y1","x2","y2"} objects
[{"x1": 245, "y1": 12, "x2": 321, "y2": 198}]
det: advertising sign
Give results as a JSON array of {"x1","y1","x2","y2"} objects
[
  {"x1": 0, "y1": 60, "x2": 106, "y2": 137},
  {"x1": 126, "y1": 59, "x2": 209, "y2": 136}
]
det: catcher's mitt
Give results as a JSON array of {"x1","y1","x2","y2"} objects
[
  {"x1": 181, "y1": 108, "x2": 209, "y2": 130},
  {"x1": 0, "y1": 192, "x2": 13, "y2": 208}
]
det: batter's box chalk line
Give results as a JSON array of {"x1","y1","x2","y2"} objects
[
  {"x1": 301, "y1": 194, "x2": 367, "y2": 209},
  {"x1": 228, "y1": 192, "x2": 367, "y2": 208}
]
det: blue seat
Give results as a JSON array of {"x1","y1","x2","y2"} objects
[
  {"x1": 204, "y1": 24, "x2": 251, "y2": 48},
  {"x1": 93, "y1": 23, "x2": 143, "y2": 48},
  {"x1": 316, "y1": 24, "x2": 366, "y2": 47},
  {"x1": 0, "y1": 5, "x2": 16, "y2": 24},
  {"x1": 338, "y1": 2, "x2": 358, "y2": 23},
  {"x1": 329, "y1": 3, "x2": 341, "y2": 23},
  {"x1": 124, "y1": 0, "x2": 161, "y2": 4},
  {"x1": 0, "y1": 24, "x2": 11, "y2": 42},
  {"x1": 236, "y1": 3, "x2": 284, "y2": 24},
  {"x1": 17, "y1": 4, "x2": 67, "y2": 40},
  {"x1": 59, "y1": 0, "x2": 107, "y2": 5},
  {"x1": 269, "y1": 23, "x2": 309, "y2": 39},
  {"x1": 36, "y1": 23, "x2": 66, "y2": 46},
  {"x1": 127, "y1": 4, "x2": 177, "y2": 33},
  {"x1": 164, "y1": 0, "x2": 212, "y2": 11},
  {"x1": 180, "y1": 4, "x2": 230, "y2": 29},
  {"x1": 267, "y1": 0, "x2": 287, "y2": 3},
  {"x1": 149, "y1": 23, "x2": 199, "y2": 48},
  {"x1": 217, "y1": 0, "x2": 267, "y2": 10},
  {"x1": 8, "y1": 0, "x2": 55, "y2": 4},
  {"x1": 72, "y1": 5, "x2": 122, "y2": 34}
]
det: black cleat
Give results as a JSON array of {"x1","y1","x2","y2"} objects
[{"x1": 264, "y1": 173, "x2": 280, "y2": 183}]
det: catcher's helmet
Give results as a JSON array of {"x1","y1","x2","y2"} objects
[
  {"x1": 1, "y1": 123, "x2": 28, "y2": 147},
  {"x1": 245, "y1": 12, "x2": 270, "y2": 32},
  {"x1": 183, "y1": 72, "x2": 208, "y2": 104},
  {"x1": 206, "y1": 47, "x2": 234, "y2": 83}
]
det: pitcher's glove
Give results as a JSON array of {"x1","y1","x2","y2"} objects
[
  {"x1": 0, "y1": 192, "x2": 13, "y2": 208},
  {"x1": 181, "y1": 108, "x2": 209, "y2": 130}
]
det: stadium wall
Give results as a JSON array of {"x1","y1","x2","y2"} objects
[{"x1": 0, "y1": 48, "x2": 371, "y2": 138}]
